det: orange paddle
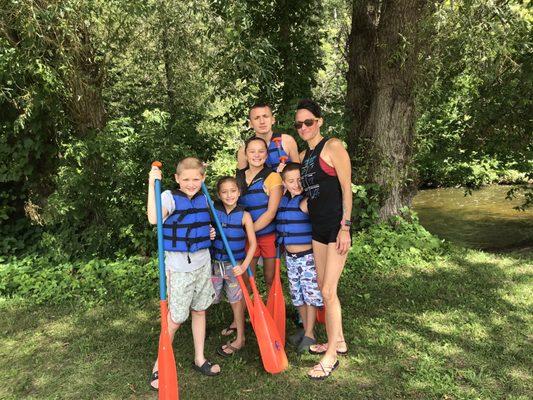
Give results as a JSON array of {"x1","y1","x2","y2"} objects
[
  {"x1": 152, "y1": 161, "x2": 179, "y2": 399},
  {"x1": 316, "y1": 306, "x2": 326, "y2": 324},
  {"x1": 202, "y1": 183, "x2": 288, "y2": 374},
  {"x1": 271, "y1": 137, "x2": 288, "y2": 167},
  {"x1": 267, "y1": 246, "x2": 286, "y2": 346}
]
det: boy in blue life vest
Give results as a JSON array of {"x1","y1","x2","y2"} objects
[
  {"x1": 211, "y1": 176, "x2": 257, "y2": 357},
  {"x1": 147, "y1": 157, "x2": 220, "y2": 390},
  {"x1": 277, "y1": 162, "x2": 324, "y2": 354},
  {"x1": 236, "y1": 102, "x2": 299, "y2": 172}
]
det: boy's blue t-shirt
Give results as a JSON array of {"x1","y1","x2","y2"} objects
[{"x1": 161, "y1": 190, "x2": 211, "y2": 272}]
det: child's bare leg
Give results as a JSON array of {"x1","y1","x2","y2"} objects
[
  {"x1": 304, "y1": 305, "x2": 317, "y2": 340},
  {"x1": 220, "y1": 300, "x2": 245, "y2": 355},
  {"x1": 191, "y1": 310, "x2": 220, "y2": 372},
  {"x1": 263, "y1": 257, "x2": 275, "y2": 289},
  {"x1": 151, "y1": 313, "x2": 181, "y2": 389},
  {"x1": 231, "y1": 300, "x2": 245, "y2": 346},
  {"x1": 297, "y1": 305, "x2": 308, "y2": 334}
]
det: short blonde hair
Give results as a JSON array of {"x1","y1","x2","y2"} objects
[{"x1": 176, "y1": 157, "x2": 205, "y2": 176}]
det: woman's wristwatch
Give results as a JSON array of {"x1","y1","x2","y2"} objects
[{"x1": 340, "y1": 219, "x2": 351, "y2": 231}]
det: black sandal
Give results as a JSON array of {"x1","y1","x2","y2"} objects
[
  {"x1": 148, "y1": 370, "x2": 158, "y2": 391},
  {"x1": 192, "y1": 360, "x2": 220, "y2": 376}
]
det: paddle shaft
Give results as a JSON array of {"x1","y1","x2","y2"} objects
[
  {"x1": 155, "y1": 178, "x2": 167, "y2": 301},
  {"x1": 153, "y1": 163, "x2": 179, "y2": 400}
]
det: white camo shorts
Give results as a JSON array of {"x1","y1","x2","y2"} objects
[{"x1": 167, "y1": 261, "x2": 215, "y2": 324}]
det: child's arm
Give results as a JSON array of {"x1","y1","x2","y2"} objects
[
  {"x1": 147, "y1": 168, "x2": 169, "y2": 225},
  {"x1": 234, "y1": 211, "x2": 257, "y2": 276},
  {"x1": 281, "y1": 133, "x2": 299, "y2": 163},
  {"x1": 252, "y1": 183, "x2": 282, "y2": 232},
  {"x1": 236, "y1": 145, "x2": 248, "y2": 170},
  {"x1": 298, "y1": 149, "x2": 306, "y2": 162},
  {"x1": 299, "y1": 197, "x2": 309, "y2": 214}
]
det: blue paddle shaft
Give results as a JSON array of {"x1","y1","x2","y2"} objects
[
  {"x1": 201, "y1": 183, "x2": 255, "y2": 278},
  {"x1": 154, "y1": 179, "x2": 167, "y2": 301}
]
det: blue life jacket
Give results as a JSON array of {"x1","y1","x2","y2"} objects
[
  {"x1": 237, "y1": 167, "x2": 276, "y2": 237},
  {"x1": 163, "y1": 190, "x2": 212, "y2": 255},
  {"x1": 276, "y1": 192, "x2": 312, "y2": 245},
  {"x1": 212, "y1": 202, "x2": 246, "y2": 262},
  {"x1": 265, "y1": 132, "x2": 289, "y2": 170}
]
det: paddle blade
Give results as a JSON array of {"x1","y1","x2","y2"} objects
[
  {"x1": 158, "y1": 301, "x2": 179, "y2": 400},
  {"x1": 236, "y1": 275, "x2": 254, "y2": 327},
  {"x1": 250, "y1": 277, "x2": 288, "y2": 374},
  {"x1": 266, "y1": 258, "x2": 286, "y2": 346},
  {"x1": 316, "y1": 306, "x2": 326, "y2": 324}
]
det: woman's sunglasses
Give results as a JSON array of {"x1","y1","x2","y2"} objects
[{"x1": 294, "y1": 118, "x2": 319, "y2": 130}]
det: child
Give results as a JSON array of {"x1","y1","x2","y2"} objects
[
  {"x1": 147, "y1": 157, "x2": 220, "y2": 390},
  {"x1": 211, "y1": 176, "x2": 257, "y2": 356},
  {"x1": 236, "y1": 137, "x2": 283, "y2": 290},
  {"x1": 277, "y1": 162, "x2": 323, "y2": 354}
]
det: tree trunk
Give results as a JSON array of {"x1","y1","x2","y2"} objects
[
  {"x1": 65, "y1": 23, "x2": 107, "y2": 135},
  {"x1": 346, "y1": 0, "x2": 432, "y2": 219}
]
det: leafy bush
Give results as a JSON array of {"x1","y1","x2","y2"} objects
[
  {"x1": 0, "y1": 255, "x2": 157, "y2": 305},
  {"x1": 352, "y1": 183, "x2": 381, "y2": 229},
  {"x1": 1, "y1": 214, "x2": 445, "y2": 305},
  {"x1": 345, "y1": 212, "x2": 445, "y2": 278}
]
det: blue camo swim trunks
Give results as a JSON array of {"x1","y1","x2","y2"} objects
[{"x1": 285, "y1": 249, "x2": 323, "y2": 307}]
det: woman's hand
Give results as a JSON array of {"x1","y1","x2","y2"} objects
[{"x1": 336, "y1": 228, "x2": 351, "y2": 255}]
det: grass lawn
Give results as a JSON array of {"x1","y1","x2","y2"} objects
[{"x1": 1, "y1": 248, "x2": 531, "y2": 400}]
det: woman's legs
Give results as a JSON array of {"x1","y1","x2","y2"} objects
[{"x1": 308, "y1": 241, "x2": 348, "y2": 378}]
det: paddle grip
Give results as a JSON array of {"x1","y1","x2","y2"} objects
[{"x1": 272, "y1": 136, "x2": 286, "y2": 165}]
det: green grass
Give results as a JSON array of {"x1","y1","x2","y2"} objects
[{"x1": 1, "y1": 248, "x2": 531, "y2": 400}]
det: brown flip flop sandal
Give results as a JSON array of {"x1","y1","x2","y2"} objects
[{"x1": 217, "y1": 341, "x2": 242, "y2": 357}]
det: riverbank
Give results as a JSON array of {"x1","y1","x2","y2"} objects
[{"x1": 1, "y1": 246, "x2": 531, "y2": 400}]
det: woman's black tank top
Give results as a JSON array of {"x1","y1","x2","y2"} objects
[{"x1": 300, "y1": 138, "x2": 343, "y2": 225}]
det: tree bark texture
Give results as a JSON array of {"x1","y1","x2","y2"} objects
[
  {"x1": 62, "y1": 16, "x2": 107, "y2": 135},
  {"x1": 346, "y1": 0, "x2": 432, "y2": 219}
]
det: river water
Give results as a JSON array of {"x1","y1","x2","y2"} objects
[{"x1": 412, "y1": 185, "x2": 533, "y2": 251}]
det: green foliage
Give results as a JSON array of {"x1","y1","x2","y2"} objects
[
  {"x1": 0, "y1": 255, "x2": 157, "y2": 305},
  {"x1": 1, "y1": 0, "x2": 530, "y2": 258},
  {"x1": 312, "y1": 0, "x2": 351, "y2": 141},
  {"x1": 1, "y1": 215, "x2": 444, "y2": 306},
  {"x1": 416, "y1": 0, "x2": 532, "y2": 199},
  {"x1": 418, "y1": 155, "x2": 528, "y2": 189},
  {"x1": 1, "y1": 0, "x2": 327, "y2": 258},
  {"x1": 352, "y1": 183, "x2": 381, "y2": 228},
  {"x1": 345, "y1": 212, "x2": 445, "y2": 279}
]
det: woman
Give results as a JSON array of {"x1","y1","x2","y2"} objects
[{"x1": 295, "y1": 99, "x2": 352, "y2": 380}]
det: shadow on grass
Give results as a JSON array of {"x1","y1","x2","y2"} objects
[
  {"x1": 0, "y1": 250, "x2": 531, "y2": 399},
  {"x1": 340, "y1": 250, "x2": 532, "y2": 398}
]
